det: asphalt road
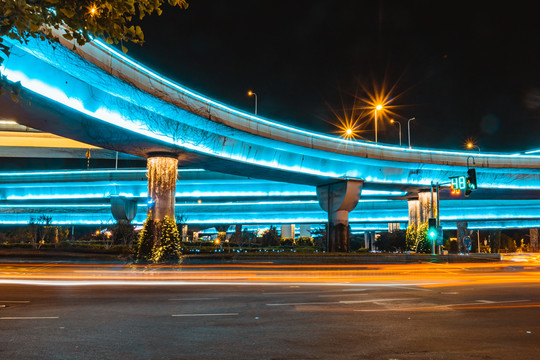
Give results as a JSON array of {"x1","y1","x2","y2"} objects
[{"x1": 1, "y1": 261, "x2": 540, "y2": 359}]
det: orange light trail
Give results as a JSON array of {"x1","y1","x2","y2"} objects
[{"x1": 0, "y1": 260, "x2": 539, "y2": 287}]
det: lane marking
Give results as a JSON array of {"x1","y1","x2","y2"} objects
[
  {"x1": 317, "y1": 293, "x2": 368, "y2": 298},
  {"x1": 172, "y1": 313, "x2": 238, "y2": 317},
  {"x1": 265, "y1": 289, "x2": 368, "y2": 296},
  {"x1": 267, "y1": 298, "x2": 413, "y2": 306},
  {"x1": 355, "y1": 299, "x2": 530, "y2": 312},
  {"x1": 0, "y1": 317, "x2": 59, "y2": 320},
  {"x1": 168, "y1": 298, "x2": 220, "y2": 301}
]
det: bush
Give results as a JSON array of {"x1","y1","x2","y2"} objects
[
  {"x1": 374, "y1": 231, "x2": 406, "y2": 252},
  {"x1": 295, "y1": 237, "x2": 314, "y2": 247},
  {"x1": 280, "y1": 238, "x2": 294, "y2": 246}
]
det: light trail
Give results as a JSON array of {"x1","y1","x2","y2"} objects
[{"x1": 0, "y1": 260, "x2": 539, "y2": 287}]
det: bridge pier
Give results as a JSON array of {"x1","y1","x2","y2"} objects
[
  {"x1": 530, "y1": 228, "x2": 539, "y2": 252},
  {"x1": 146, "y1": 155, "x2": 178, "y2": 222},
  {"x1": 316, "y1": 180, "x2": 363, "y2": 252},
  {"x1": 408, "y1": 190, "x2": 438, "y2": 228}
]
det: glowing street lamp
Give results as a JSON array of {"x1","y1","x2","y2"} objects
[
  {"x1": 390, "y1": 119, "x2": 402, "y2": 146},
  {"x1": 374, "y1": 104, "x2": 383, "y2": 143},
  {"x1": 467, "y1": 142, "x2": 481, "y2": 152},
  {"x1": 247, "y1": 90, "x2": 258, "y2": 115}
]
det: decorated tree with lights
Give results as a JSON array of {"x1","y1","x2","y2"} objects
[
  {"x1": 135, "y1": 213, "x2": 155, "y2": 262},
  {"x1": 405, "y1": 223, "x2": 416, "y2": 251},
  {"x1": 151, "y1": 215, "x2": 181, "y2": 263},
  {"x1": 415, "y1": 221, "x2": 431, "y2": 254}
]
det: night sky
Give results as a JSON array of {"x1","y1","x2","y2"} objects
[{"x1": 125, "y1": 1, "x2": 540, "y2": 152}]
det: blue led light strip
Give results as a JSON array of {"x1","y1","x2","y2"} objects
[{"x1": 92, "y1": 38, "x2": 540, "y2": 159}]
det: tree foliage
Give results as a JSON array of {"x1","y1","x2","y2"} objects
[
  {"x1": 405, "y1": 224, "x2": 416, "y2": 251},
  {"x1": 0, "y1": 0, "x2": 188, "y2": 55},
  {"x1": 374, "y1": 230, "x2": 406, "y2": 252},
  {"x1": 260, "y1": 227, "x2": 279, "y2": 247},
  {"x1": 151, "y1": 215, "x2": 181, "y2": 263},
  {"x1": 415, "y1": 221, "x2": 431, "y2": 254},
  {"x1": 135, "y1": 214, "x2": 155, "y2": 262}
]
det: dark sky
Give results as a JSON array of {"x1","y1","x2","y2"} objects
[{"x1": 125, "y1": 1, "x2": 540, "y2": 152}]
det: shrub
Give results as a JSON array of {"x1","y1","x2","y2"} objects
[
  {"x1": 280, "y1": 238, "x2": 294, "y2": 246},
  {"x1": 295, "y1": 237, "x2": 314, "y2": 247}
]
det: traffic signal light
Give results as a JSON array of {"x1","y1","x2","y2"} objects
[
  {"x1": 465, "y1": 168, "x2": 477, "y2": 196},
  {"x1": 467, "y1": 168, "x2": 477, "y2": 189},
  {"x1": 427, "y1": 217, "x2": 437, "y2": 241}
]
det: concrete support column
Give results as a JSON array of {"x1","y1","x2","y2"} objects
[
  {"x1": 388, "y1": 223, "x2": 400, "y2": 232},
  {"x1": 110, "y1": 195, "x2": 137, "y2": 223},
  {"x1": 418, "y1": 190, "x2": 438, "y2": 224},
  {"x1": 147, "y1": 155, "x2": 178, "y2": 221},
  {"x1": 281, "y1": 224, "x2": 295, "y2": 239},
  {"x1": 364, "y1": 231, "x2": 370, "y2": 249},
  {"x1": 407, "y1": 199, "x2": 420, "y2": 229},
  {"x1": 299, "y1": 224, "x2": 311, "y2": 238},
  {"x1": 530, "y1": 228, "x2": 539, "y2": 252},
  {"x1": 181, "y1": 225, "x2": 188, "y2": 242},
  {"x1": 317, "y1": 180, "x2": 363, "y2": 252},
  {"x1": 370, "y1": 231, "x2": 376, "y2": 251}
]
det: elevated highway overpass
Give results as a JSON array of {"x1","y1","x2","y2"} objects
[{"x1": 1, "y1": 30, "x2": 539, "y2": 250}]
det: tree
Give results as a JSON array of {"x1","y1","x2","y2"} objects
[
  {"x1": 135, "y1": 215, "x2": 155, "y2": 262},
  {"x1": 110, "y1": 221, "x2": 136, "y2": 246},
  {"x1": 151, "y1": 215, "x2": 181, "y2": 263},
  {"x1": 415, "y1": 221, "x2": 431, "y2": 254},
  {"x1": 261, "y1": 227, "x2": 279, "y2": 247},
  {"x1": 405, "y1": 224, "x2": 416, "y2": 251},
  {"x1": 0, "y1": 0, "x2": 188, "y2": 58}
]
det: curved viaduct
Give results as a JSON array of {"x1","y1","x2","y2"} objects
[{"x1": 1, "y1": 31, "x2": 540, "y2": 250}]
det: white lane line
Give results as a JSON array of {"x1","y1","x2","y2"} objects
[
  {"x1": 317, "y1": 293, "x2": 368, "y2": 298},
  {"x1": 0, "y1": 317, "x2": 59, "y2": 320},
  {"x1": 172, "y1": 313, "x2": 238, "y2": 317},
  {"x1": 168, "y1": 298, "x2": 220, "y2": 301},
  {"x1": 355, "y1": 299, "x2": 530, "y2": 312},
  {"x1": 267, "y1": 298, "x2": 413, "y2": 306},
  {"x1": 265, "y1": 289, "x2": 368, "y2": 296}
]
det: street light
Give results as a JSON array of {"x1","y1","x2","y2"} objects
[
  {"x1": 407, "y1": 117, "x2": 415, "y2": 148},
  {"x1": 390, "y1": 119, "x2": 402, "y2": 146},
  {"x1": 247, "y1": 90, "x2": 257, "y2": 115},
  {"x1": 467, "y1": 142, "x2": 481, "y2": 152},
  {"x1": 374, "y1": 104, "x2": 383, "y2": 143}
]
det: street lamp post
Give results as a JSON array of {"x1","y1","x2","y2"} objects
[
  {"x1": 407, "y1": 117, "x2": 415, "y2": 148},
  {"x1": 390, "y1": 119, "x2": 402, "y2": 146},
  {"x1": 248, "y1": 90, "x2": 258, "y2": 115},
  {"x1": 374, "y1": 104, "x2": 383, "y2": 143},
  {"x1": 467, "y1": 142, "x2": 481, "y2": 152}
]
